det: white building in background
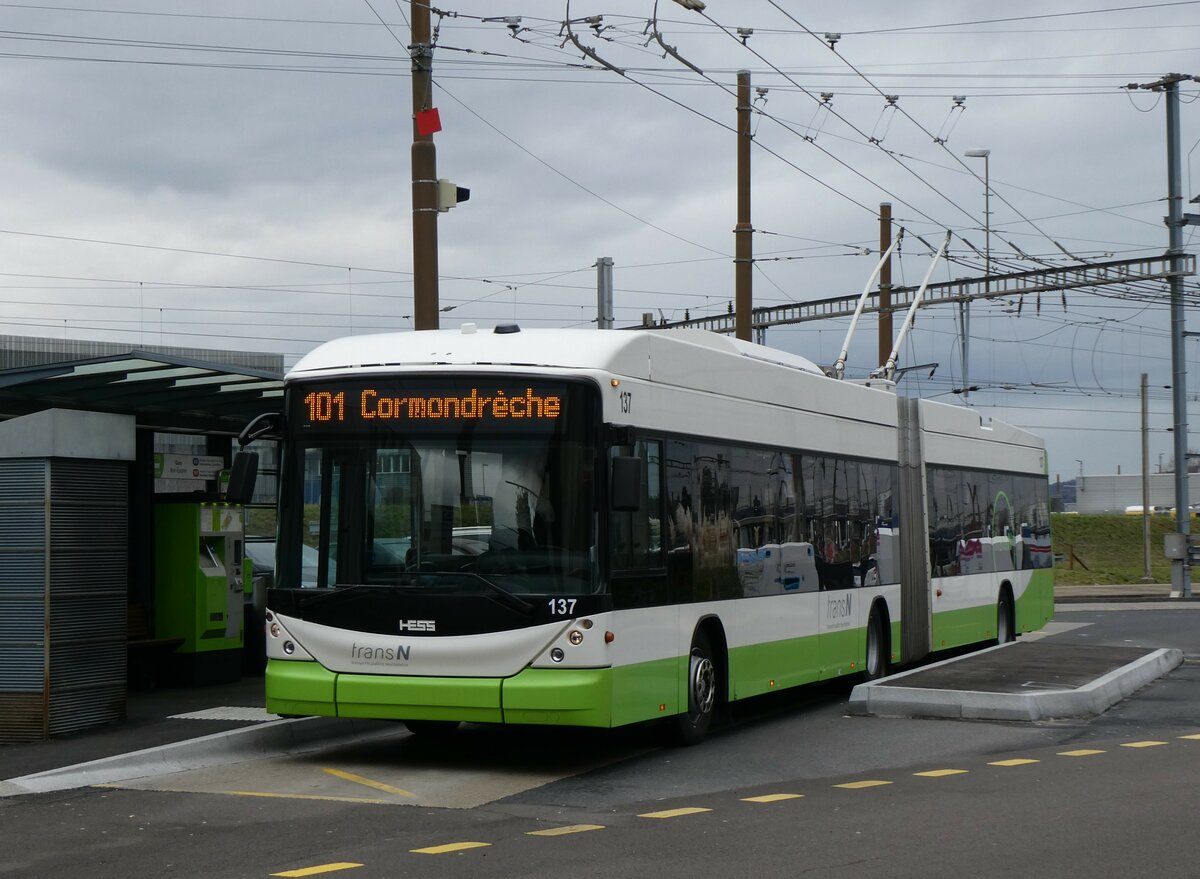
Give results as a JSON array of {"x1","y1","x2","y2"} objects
[{"x1": 1074, "y1": 473, "x2": 1200, "y2": 514}]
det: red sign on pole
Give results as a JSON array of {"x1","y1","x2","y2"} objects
[{"x1": 415, "y1": 107, "x2": 442, "y2": 136}]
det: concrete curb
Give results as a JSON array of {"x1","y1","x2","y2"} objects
[
  {"x1": 847, "y1": 645, "x2": 1184, "y2": 722},
  {"x1": 1056, "y1": 596, "x2": 1172, "y2": 604},
  {"x1": 0, "y1": 717, "x2": 398, "y2": 797},
  {"x1": 1056, "y1": 601, "x2": 1200, "y2": 611}
]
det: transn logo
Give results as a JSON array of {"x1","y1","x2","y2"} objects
[{"x1": 399, "y1": 619, "x2": 436, "y2": 632}]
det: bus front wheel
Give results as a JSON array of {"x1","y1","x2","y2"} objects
[{"x1": 672, "y1": 630, "x2": 718, "y2": 746}]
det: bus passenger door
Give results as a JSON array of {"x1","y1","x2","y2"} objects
[
  {"x1": 818, "y1": 586, "x2": 861, "y2": 679},
  {"x1": 608, "y1": 439, "x2": 678, "y2": 726},
  {"x1": 815, "y1": 522, "x2": 864, "y2": 679}
]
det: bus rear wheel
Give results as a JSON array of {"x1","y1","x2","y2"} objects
[
  {"x1": 672, "y1": 630, "x2": 718, "y2": 746},
  {"x1": 997, "y1": 591, "x2": 1015, "y2": 645},
  {"x1": 865, "y1": 607, "x2": 889, "y2": 680}
]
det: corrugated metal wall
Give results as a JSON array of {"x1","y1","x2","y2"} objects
[
  {"x1": 0, "y1": 333, "x2": 283, "y2": 372},
  {"x1": 48, "y1": 460, "x2": 128, "y2": 736},
  {"x1": 0, "y1": 459, "x2": 50, "y2": 741},
  {"x1": 0, "y1": 458, "x2": 129, "y2": 741}
]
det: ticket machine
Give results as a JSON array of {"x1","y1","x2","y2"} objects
[{"x1": 154, "y1": 502, "x2": 248, "y2": 685}]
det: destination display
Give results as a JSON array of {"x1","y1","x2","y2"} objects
[{"x1": 290, "y1": 378, "x2": 582, "y2": 434}]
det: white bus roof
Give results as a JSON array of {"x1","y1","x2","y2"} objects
[
  {"x1": 287, "y1": 324, "x2": 1044, "y2": 468},
  {"x1": 288, "y1": 326, "x2": 824, "y2": 380}
]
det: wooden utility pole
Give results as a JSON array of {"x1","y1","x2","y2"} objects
[
  {"x1": 734, "y1": 70, "x2": 753, "y2": 342},
  {"x1": 411, "y1": 0, "x2": 440, "y2": 330},
  {"x1": 877, "y1": 203, "x2": 893, "y2": 369}
]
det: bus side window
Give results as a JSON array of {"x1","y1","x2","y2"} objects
[{"x1": 610, "y1": 440, "x2": 663, "y2": 571}]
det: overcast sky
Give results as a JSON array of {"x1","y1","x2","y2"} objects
[{"x1": 0, "y1": 1, "x2": 1197, "y2": 478}]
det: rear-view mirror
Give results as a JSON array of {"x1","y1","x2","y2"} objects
[{"x1": 226, "y1": 451, "x2": 259, "y2": 505}]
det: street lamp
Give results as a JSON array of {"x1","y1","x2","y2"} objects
[
  {"x1": 961, "y1": 148, "x2": 991, "y2": 403},
  {"x1": 963, "y1": 148, "x2": 991, "y2": 280}
]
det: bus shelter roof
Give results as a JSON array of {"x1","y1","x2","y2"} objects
[{"x1": 0, "y1": 350, "x2": 284, "y2": 434}]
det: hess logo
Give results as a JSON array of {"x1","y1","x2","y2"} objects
[{"x1": 399, "y1": 619, "x2": 436, "y2": 632}]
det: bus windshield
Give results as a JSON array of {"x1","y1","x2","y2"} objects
[{"x1": 283, "y1": 377, "x2": 599, "y2": 597}]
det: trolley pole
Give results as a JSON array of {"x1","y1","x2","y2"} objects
[
  {"x1": 411, "y1": 0, "x2": 440, "y2": 330},
  {"x1": 735, "y1": 70, "x2": 753, "y2": 342},
  {"x1": 878, "y1": 203, "x2": 893, "y2": 370}
]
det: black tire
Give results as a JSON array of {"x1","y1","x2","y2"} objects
[
  {"x1": 997, "y1": 591, "x2": 1015, "y2": 644},
  {"x1": 865, "y1": 607, "x2": 890, "y2": 680},
  {"x1": 672, "y1": 629, "x2": 718, "y2": 746},
  {"x1": 403, "y1": 719, "x2": 461, "y2": 737}
]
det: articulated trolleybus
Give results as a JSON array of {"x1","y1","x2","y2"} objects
[{"x1": 259, "y1": 325, "x2": 1052, "y2": 744}]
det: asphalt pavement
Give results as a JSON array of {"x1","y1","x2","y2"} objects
[{"x1": 1, "y1": 579, "x2": 1194, "y2": 796}]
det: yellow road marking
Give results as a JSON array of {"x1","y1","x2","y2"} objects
[
  {"x1": 411, "y1": 842, "x2": 491, "y2": 855},
  {"x1": 321, "y1": 767, "x2": 414, "y2": 797},
  {"x1": 219, "y1": 790, "x2": 389, "y2": 805},
  {"x1": 988, "y1": 759, "x2": 1039, "y2": 767},
  {"x1": 1058, "y1": 749, "x2": 1106, "y2": 757},
  {"x1": 526, "y1": 824, "x2": 606, "y2": 837},
  {"x1": 638, "y1": 807, "x2": 712, "y2": 819},
  {"x1": 270, "y1": 864, "x2": 363, "y2": 877},
  {"x1": 1179, "y1": 733, "x2": 1200, "y2": 740},
  {"x1": 1121, "y1": 741, "x2": 1168, "y2": 748},
  {"x1": 741, "y1": 793, "x2": 804, "y2": 803},
  {"x1": 834, "y1": 780, "x2": 892, "y2": 789},
  {"x1": 913, "y1": 769, "x2": 968, "y2": 777}
]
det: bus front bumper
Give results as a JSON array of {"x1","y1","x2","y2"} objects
[{"x1": 265, "y1": 658, "x2": 614, "y2": 727}]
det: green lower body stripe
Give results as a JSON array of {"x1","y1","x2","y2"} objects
[
  {"x1": 267, "y1": 660, "x2": 626, "y2": 727},
  {"x1": 267, "y1": 573, "x2": 1055, "y2": 728}
]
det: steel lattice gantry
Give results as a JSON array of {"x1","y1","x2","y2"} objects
[{"x1": 637, "y1": 254, "x2": 1196, "y2": 334}]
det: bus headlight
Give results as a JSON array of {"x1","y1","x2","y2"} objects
[
  {"x1": 283, "y1": 640, "x2": 296, "y2": 655},
  {"x1": 550, "y1": 647, "x2": 565, "y2": 663},
  {"x1": 568, "y1": 630, "x2": 584, "y2": 646},
  {"x1": 269, "y1": 622, "x2": 282, "y2": 638}
]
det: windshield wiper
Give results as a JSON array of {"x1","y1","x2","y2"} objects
[
  {"x1": 405, "y1": 570, "x2": 536, "y2": 615},
  {"x1": 461, "y1": 572, "x2": 536, "y2": 615},
  {"x1": 297, "y1": 573, "x2": 535, "y2": 616},
  {"x1": 297, "y1": 584, "x2": 374, "y2": 610}
]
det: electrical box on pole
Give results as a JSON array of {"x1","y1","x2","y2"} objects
[{"x1": 436, "y1": 180, "x2": 470, "y2": 212}]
